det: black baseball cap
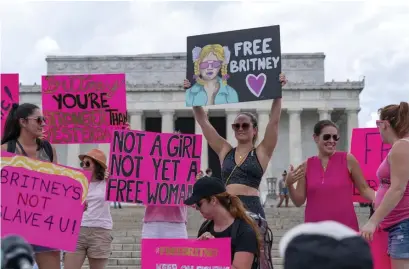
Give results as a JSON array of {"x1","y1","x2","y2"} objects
[{"x1": 184, "y1": 176, "x2": 226, "y2": 205}]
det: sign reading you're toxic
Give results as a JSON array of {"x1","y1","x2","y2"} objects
[
  {"x1": 350, "y1": 128, "x2": 391, "y2": 203},
  {"x1": 41, "y1": 74, "x2": 127, "y2": 144},
  {"x1": 0, "y1": 152, "x2": 91, "y2": 251},
  {"x1": 106, "y1": 130, "x2": 202, "y2": 206}
]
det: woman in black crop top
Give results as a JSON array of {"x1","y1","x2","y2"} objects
[{"x1": 183, "y1": 74, "x2": 287, "y2": 218}]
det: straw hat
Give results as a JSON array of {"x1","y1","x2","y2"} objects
[{"x1": 78, "y1": 149, "x2": 107, "y2": 169}]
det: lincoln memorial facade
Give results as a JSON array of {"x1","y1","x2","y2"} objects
[{"x1": 19, "y1": 52, "x2": 363, "y2": 196}]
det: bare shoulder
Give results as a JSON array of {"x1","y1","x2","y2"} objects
[{"x1": 391, "y1": 139, "x2": 409, "y2": 156}]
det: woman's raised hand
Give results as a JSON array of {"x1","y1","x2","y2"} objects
[
  {"x1": 183, "y1": 79, "x2": 191, "y2": 89},
  {"x1": 40, "y1": 129, "x2": 47, "y2": 140},
  {"x1": 285, "y1": 163, "x2": 305, "y2": 186},
  {"x1": 198, "y1": 232, "x2": 215, "y2": 240},
  {"x1": 279, "y1": 73, "x2": 287, "y2": 86}
]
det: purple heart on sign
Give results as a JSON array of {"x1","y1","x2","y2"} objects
[{"x1": 246, "y1": 73, "x2": 267, "y2": 98}]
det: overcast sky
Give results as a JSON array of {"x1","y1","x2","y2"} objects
[{"x1": 1, "y1": 1, "x2": 408, "y2": 127}]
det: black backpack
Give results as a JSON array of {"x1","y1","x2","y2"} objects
[
  {"x1": 6, "y1": 139, "x2": 54, "y2": 162},
  {"x1": 198, "y1": 212, "x2": 274, "y2": 269}
]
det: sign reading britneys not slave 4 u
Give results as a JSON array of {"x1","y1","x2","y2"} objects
[
  {"x1": 41, "y1": 74, "x2": 128, "y2": 144},
  {"x1": 106, "y1": 130, "x2": 202, "y2": 206},
  {"x1": 186, "y1": 25, "x2": 281, "y2": 107},
  {"x1": 1, "y1": 152, "x2": 91, "y2": 251}
]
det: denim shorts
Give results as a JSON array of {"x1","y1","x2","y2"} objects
[
  {"x1": 385, "y1": 218, "x2": 409, "y2": 259},
  {"x1": 31, "y1": 244, "x2": 57, "y2": 253}
]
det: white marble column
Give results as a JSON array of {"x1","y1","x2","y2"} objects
[
  {"x1": 318, "y1": 109, "x2": 333, "y2": 121},
  {"x1": 130, "y1": 110, "x2": 143, "y2": 131},
  {"x1": 347, "y1": 109, "x2": 360, "y2": 151},
  {"x1": 225, "y1": 108, "x2": 239, "y2": 147},
  {"x1": 288, "y1": 109, "x2": 303, "y2": 166},
  {"x1": 195, "y1": 120, "x2": 208, "y2": 171},
  {"x1": 67, "y1": 144, "x2": 81, "y2": 168},
  {"x1": 160, "y1": 109, "x2": 175, "y2": 133}
]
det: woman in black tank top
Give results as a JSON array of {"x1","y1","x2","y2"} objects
[
  {"x1": 1, "y1": 103, "x2": 61, "y2": 269},
  {"x1": 184, "y1": 74, "x2": 286, "y2": 217}
]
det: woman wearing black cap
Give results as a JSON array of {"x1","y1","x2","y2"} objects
[{"x1": 184, "y1": 176, "x2": 260, "y2": 269}]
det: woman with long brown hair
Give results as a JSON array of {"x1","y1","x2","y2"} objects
[
  {"x1": 183, "y1": 74, "x2": 286, "y2": 218},
  {"x1": 1, "y1": 103, "x2": 60, "y2": 269},
  {"x1": 184, "y1": 176, "x2": 260, "y2": 269},
  {"x1": 361, "y1": 102, "x2": 409, "y2": 269}
]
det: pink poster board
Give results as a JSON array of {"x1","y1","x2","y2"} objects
[
  {"x1": 141, "y1": 238, "x2": 231, "y2": 269},
  {"x1": 1, "y1": 152, "x2": 91, "y2": 251},
  {"x1": 41, "y1": 74, "x2": 127, "y2": 144},
  {"x1": 370, "y1": 228, "x2": 391, "y2": 269},
  {"x1": 350, "y1": 128, "x2": 390, "y2": 203},
  {"x1": 106, "y1": 130, "x2": 202, "y2": 206},
  {"x1": 1, "y1": 74, "x2": 19, "y2": 134}
]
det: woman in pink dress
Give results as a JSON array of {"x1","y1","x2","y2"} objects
[
  {"x1": 286, "y1": 119, "x2": 375, "y2": 231},
  {"x1": 361, "y1": 102, "x2": 409, "y2": 269}
]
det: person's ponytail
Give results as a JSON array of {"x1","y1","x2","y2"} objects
[
  {"x1": 396, "y1": 102, "x2": 409, "y2": 138},
  {"x1": 214, "y1": 192, "x2": 262, "y2": 255},
  {"x1": 1, "y1": 103, "x2": 21, "y2": 145}
]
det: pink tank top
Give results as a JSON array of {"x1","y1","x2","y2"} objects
[
  {"x1": 143, "y1": 205, "x2": 187, "y2": 223},
  {"x1": 305, "y1": 151, "x2": 359, "y2": 231},
  {"x1": 375, "y1": 138, "x2": 409, "y2": 229}
]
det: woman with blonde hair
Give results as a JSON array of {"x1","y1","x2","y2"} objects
[
  {"x1": 361, "y1": 101, "x2": 409, "y2": 269},
  {"x1": 184, "y1": 176, "x2": 260, "y2": 269},
  {"x1": 64, "y1": 149, "x2": 113, "y2": 269},
  {"x1": 185, "y1": 44, "x2": 239, "y2": 106}
]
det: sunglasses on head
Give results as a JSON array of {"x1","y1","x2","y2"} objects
[
  {"x1": 322, "y1": 134, "x2": 340, "y2": 141},
  {"x1": 26, "y1": 116, "x2": 46, "y2": 125},
  {"x1": 80, "y1": 161, "x2": 91, "y2": 168},
  {"x1": 232, "y1": 123, "x2": 251, "y2": 131}
]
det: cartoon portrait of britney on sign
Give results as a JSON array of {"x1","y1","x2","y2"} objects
[{"x1": 185, "y1": 44, "x2": 239, "y2": 106}]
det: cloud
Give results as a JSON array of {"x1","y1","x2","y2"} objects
[{"x1": 0, "y1": 1, "x2": 408, "y2": 127}]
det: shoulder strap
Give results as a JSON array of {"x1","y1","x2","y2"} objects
[
  {"x1": 41, "y1": 140, "x2": 54, "y2": 162},
  {"x1": 198, "y1": 220, "x2": 212, "y2": 238},
  {"x1": 6, "y1": 140, "x2": 16, "y2": 153},
  {"x1": 225, "y1": 148, "x2": 253, "y2": 186}
]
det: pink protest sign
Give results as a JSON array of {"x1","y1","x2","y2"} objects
[
  {"x1": 106, "y1": 130, "x2": 202, "y2": 206},
  {"x1": 350, "y1": 128, "x2": 391, "y2": 203},
  {"x1": 41, "y1": 74, "x2": 127, "y2": 144},
  {"x1": 370, "y1": 228, "x2": 391, "y2": 269},
  {"x1": 0, "y1": 152, "x2": 91, "y2": 251},
  {"x1": 1, "y1": 74, "x2": 19, "y2": 134},
  {"x1": 141, "y1": 238, "x2": 231, "y2": 269}
]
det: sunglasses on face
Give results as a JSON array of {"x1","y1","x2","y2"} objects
[
  {"x1": 376, "y1": 120, "x2": 387, "y2": 127},
  {"x1": 26, "y1": 116, "x2": 46, "y2": 125},
  {"x1": 80, "y1": 161, "x2": 91, "y2": 168},
  {"x1": 232, "y1": 123, "x2": 251, "y2": 131},
  {"x1": 322, "y1": 134, "x2": 340, "y2": 141},
  {"x1": 199, "y1": 61, "x2": 222, "y2": 69}
]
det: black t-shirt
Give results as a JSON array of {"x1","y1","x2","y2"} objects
[{"x1": 198, "y1": 218, "x2": 258, "y2": 268}]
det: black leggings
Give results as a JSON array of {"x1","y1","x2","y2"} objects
[{"x1": 238, "y1": 195, "x2": 266, "y2": 219}]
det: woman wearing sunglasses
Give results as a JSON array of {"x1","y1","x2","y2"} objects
[
  {"x1": 285, "y1": 119, "x2": 375, "y2": 231},
  {"x1": 361, "y1": 102, "x2": 409, "y2": 268},
  {"x1": 1, "y1": 103, "x2": 61, "y2": 269},
  {"x1": 183, "y1": 74, "x2": 286, "y2": 218},
  {"x1": 184, "y1": 176, "x2": 261, "y2": 269},
  {"x1": 64, "y1": 149, "x2": 113, "y2": 269}
]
